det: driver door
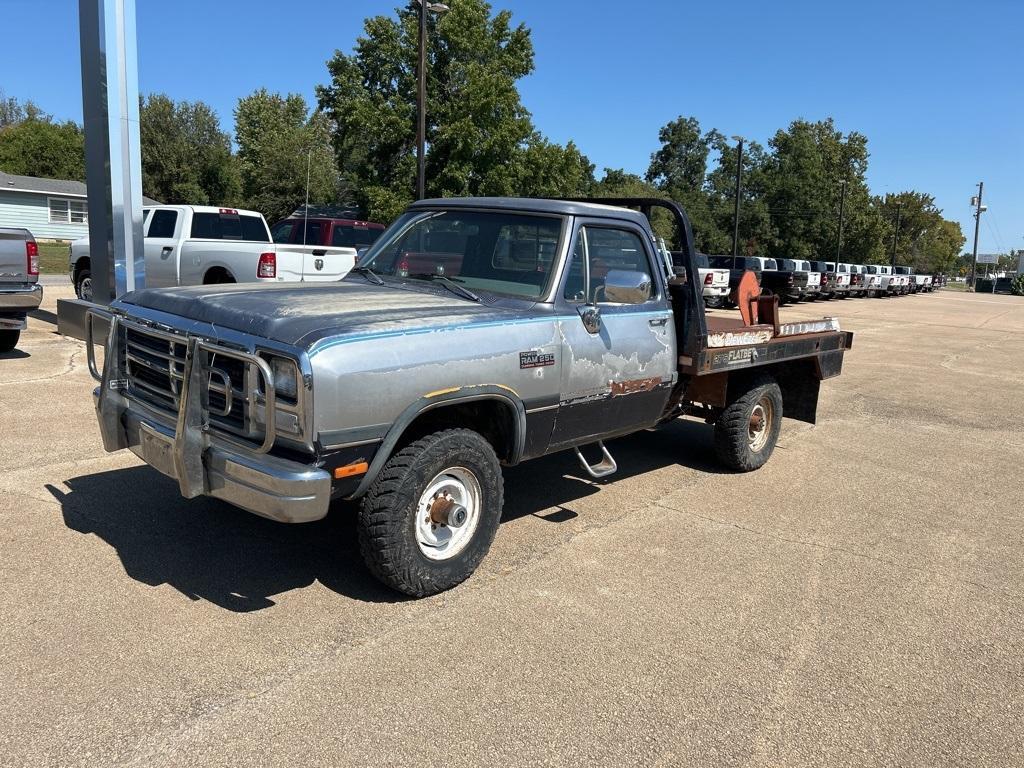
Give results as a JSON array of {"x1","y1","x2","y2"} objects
[{"x1": 550, "y1": 221, "x2": 675, "y2": 448}]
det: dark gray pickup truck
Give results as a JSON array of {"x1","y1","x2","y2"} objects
[
  {"x1": 87, "y1": 197, "x2": 852, "y2": 596},
  {"x1": 0, "y1": 227, "x2": 42, "y2": 353}
]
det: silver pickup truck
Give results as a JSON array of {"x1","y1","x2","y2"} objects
[
  {"x1": 87, "y1": 197, "x2": 852, "y2": 596},
  {"x1": 0, "y1": 227, "x2": 43, "y2": 353}
]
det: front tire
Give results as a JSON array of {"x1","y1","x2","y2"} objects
[
  {"x1": 358, "y1": 429, "x2": 504, "y2": 597},
  {"x1": 713, "y1": 375, "x2": 783, "y2": 472},
  {"x1": 0, "y1": 329, "x2": 20, "y2": 353}
]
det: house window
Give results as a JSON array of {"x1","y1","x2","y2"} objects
[{"x1": 48, "y1": 198, "x2": 88, "y2": 225}]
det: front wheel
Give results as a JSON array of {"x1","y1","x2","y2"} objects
[
  {"x1": 357, "y1": 429, "x2": 504, "y2": 597},
  {"x1": 0, "y1": 329, "x2": 20, "y2": 353},
  {"x1": 713, "y1": 375, "x2": 784, "y2": 472}
]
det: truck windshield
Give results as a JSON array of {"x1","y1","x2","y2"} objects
[
  {"x1": 358, "y1": 210, "x2": 563, "y2": 300},
  {"x1": 778, "y1": 259, "x2": 797, "y2": 270}
]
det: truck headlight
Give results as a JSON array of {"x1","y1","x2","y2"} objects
[{"x1": 270, "y1": 357, "x2": 299, "y2": 401}]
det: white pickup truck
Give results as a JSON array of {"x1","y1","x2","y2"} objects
[
  {"x1": 70, "y1": 205, "x2": 353, "y2": 300},
  {"x1": 865, "y1": 264, "x2": 899, "y2": 297},
  {"x1": 694, "y1": 253, "x2": 730, "y2": 306}
]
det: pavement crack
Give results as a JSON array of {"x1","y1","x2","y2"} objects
[
  {"x1": 0, "y1": 347, "x2": 85, "y2": 386},
  {"x1": 654, "y1": 502, "x2": 1024, "y2": 604}
]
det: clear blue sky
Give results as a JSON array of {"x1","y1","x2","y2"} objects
[{"x1": 2, "y1": 0, "x2": 1021, "y2": 253}]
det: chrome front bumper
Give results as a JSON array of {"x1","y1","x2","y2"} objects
[
  {"x1": 0, "y1": 283, "x2": 42, "y2": 312},
  {"x1": 88, "y1": 312, "x2": 331, "y2": 524}
]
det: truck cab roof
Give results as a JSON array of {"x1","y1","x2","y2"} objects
[{"x1": 409, "y1": 197, "x2": 653, "y2": 231}]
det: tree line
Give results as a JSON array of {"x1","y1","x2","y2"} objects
[{"x1": 0, "y1": 0, "x2": 965, "y2": 272}]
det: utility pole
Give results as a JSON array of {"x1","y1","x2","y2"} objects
[
  {"x1": 890, "y1": 199, "x2": 903, "y2": 269},
  {"x1": 731, "y1": 137, "x2": 743, "y2": 258},
  {"x1": 415, "y1": 0, "x2": 449, "y2": 200},
  {"x1": 970, "y1": 181, "x2": 984, "y2": 289},
  {"x1": 835, "y1": 179, "x2": 847, "y2": 263}
]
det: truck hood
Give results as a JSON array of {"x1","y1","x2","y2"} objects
[{"x1": 116, "y1": 280, "x2": 530, "y2": 348}]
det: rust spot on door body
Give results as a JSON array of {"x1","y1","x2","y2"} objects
[{"x1": 610, "y1": 377, "x2": 661, "y2": 396}]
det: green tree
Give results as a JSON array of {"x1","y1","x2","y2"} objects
[
  {"x1": 317, "y1": 0, "x2": 587, "y2": 222},
  {"x1": 760, "y1": 118, "x2": 880, "y2": 262},
  {"x1": 704, "y1": 135, "x2": 773, "y2": 256},
  {"x1": 644, "y1": 116, "x2": 726, "y2": 252},
  {"x1": 139, "y1": 94, "x2": 240, "y2": 205},
  {"x1": 875, "y1": 192, "x2": 965, "y2": 273},
  {"x1": 234, "y1": 89, "x2": 338, "y2": 223},
  {"x1": 0, "y1": 107, "x2": 85, "y2": 180},
  {"x1": 0, "y1": 91, "x2": 44, "y2": 129},
  {"x1": 512, "y1": 135, "x2": 594, "y2": 198},
  {"x1": 591, "y1": 168, "x2": 677, "y2": 244}
]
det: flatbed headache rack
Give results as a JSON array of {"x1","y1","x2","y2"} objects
[{"x1": 563, "y1": 197, "x2": 853, "y2": 379}]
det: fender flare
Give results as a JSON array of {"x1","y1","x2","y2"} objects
[{"x1": 347, "y1": 385, "x2": 526, "y2": 499}]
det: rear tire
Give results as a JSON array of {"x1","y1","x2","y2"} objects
[
  {"x1": 0, "y1": 329, "x2": 20, "y2": 353},
  {"x1": 75, "y1": 269, "x2": 93, "y2": 302},
  {"x1": 357, "y1": 428, "x2": 504, "y2": 597},
  {"x1": 713, "y1": 375, "x2": 783, "y2": 472}
]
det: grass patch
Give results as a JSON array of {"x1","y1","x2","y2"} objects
[
  {"x1": 37, "y1": 242, "x2": 70, "y2": 275},
  {"x1": 942, "y1": 282, "x2": 969, "y2": 292}
]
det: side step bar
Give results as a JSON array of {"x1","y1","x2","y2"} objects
[{"x1": 573, "y1": 441, "x2": 617, "y2": 479}]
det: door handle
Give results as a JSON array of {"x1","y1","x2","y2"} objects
[
  {"x1": 161, "y1": 246, "x2": 172, "y2": 254},
  {"x1": 311, "y1": 249, "x2": 326, "y2": 256},
  {"x1": 648, "y1": 317, "x2": 668, "y2": 327}
]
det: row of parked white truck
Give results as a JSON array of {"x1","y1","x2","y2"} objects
[{"x1": 693, "y1": 254, "x2": 938, "y2": 307}]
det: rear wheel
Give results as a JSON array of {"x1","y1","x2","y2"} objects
[
  {"x1": 357, "y1": 428, "x2": 504, "y2": 597},
  {"x1": 75, "y1": 269, "x2": 93, "y2": 302},
  {"x1": 714, "y1": 375, "x2": 783, "y2": 472},
  {"x1": 0, "y1": 329, "x2": 20, "y2": 353}
]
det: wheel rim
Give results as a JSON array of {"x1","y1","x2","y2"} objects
[
  {"x1": 415, "y1": 467, "x2": 482, "y2": 561},
  {"x1": 748, "y1": 396, "x2": 774, "y2": 453},
  {"x1": 79, "y1": 277, "x2": 93, "y2": 302}
]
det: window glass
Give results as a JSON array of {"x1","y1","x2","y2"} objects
[
  {"x1": 763, "y1": 259, "x2": 778, "y2": 270},
  {"x1": 695, "y1": 254, "x2": 709, "y2": 269},
  {"x1": 69, "y1": 201, "x2": 88, "y2": 224},
  {"x1": 360, "y1": 210, "x2": 563, "y2": 300},
  {"x1": 708, "y1": 256, "x2": 731, "y2": 269},
  {"x1": 332, "y1": 224, "x2": 382, "y2": 247},
  {"x1": 191, "y1": 212, "x2": 269, "y2": 242},
  {"x1": 298, "y1": 220, "x2": 323, "y2": 245},
  {"x1": 778, "y1": 259, "x2": 797, "y2": 270},
  {"x1": 563, "y1": 226, "x2": 652, "y2": 304},
  {"x1": 800, "y1": 261, "x2": 812, "y2": 271},
  {"x1": 49, "y1": 199, "x2": 69, "y2": 223},
  {"x1": 271, "y1": 221, "x2": 295, "y2": 244},
  {"x1": 146, "y1": 209, "x2": 177, "y2": 239}
]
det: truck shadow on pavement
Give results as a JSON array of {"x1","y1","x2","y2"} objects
[{"x1": 46, "y1": 419, "x2": 722, "y2": 612}]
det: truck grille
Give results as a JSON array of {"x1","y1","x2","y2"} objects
[{"x1": 124, "y1": 324, "x2": 250, "y2": 435}]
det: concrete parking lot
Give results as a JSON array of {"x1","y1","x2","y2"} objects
[{"x1": 2, "y1": 283, "x2": 1022, "y2": 767}]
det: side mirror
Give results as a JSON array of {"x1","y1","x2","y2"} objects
[
  {"x1": 578, "y1": 304, "x2": 601, "y2": 334},
  {"x1": 603, "y1": 269, "x2": 651, "y2": 304}
]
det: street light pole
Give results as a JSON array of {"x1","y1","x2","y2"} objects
[
  {"x1": 970, "y1": 181, "x2": 984, "y2": 289},
  {"x1": 415, "y1": 0, "x2": 448, "y2": 201},
  {"x1": 835, "y1": 179, "x2": 847, "y2": 263},
  {"x1": 890, "y1": 199, "x2": 903, "y2": 269},
  {"x1": 731, "y1": 137, "x2": 743, "y2": 258}
]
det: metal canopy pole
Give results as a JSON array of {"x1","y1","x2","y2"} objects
[{"x1": 78, "y1": 0, "x2": 144, "y2": 302}]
